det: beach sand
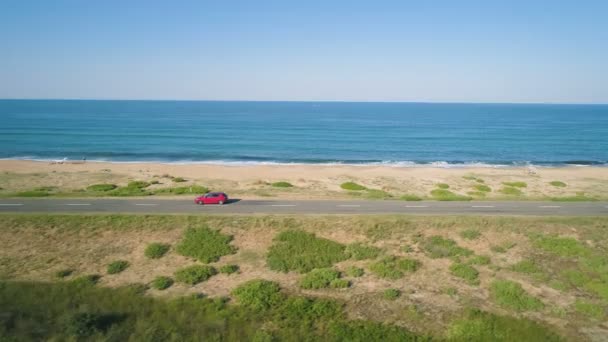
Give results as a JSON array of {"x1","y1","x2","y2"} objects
[{"x1": 1, "y1": 160, "x2": 607, "y2": 200}]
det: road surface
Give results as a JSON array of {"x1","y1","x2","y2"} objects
[{"x1": 1, "y1": 199, "x2": 607, "y2": 216}]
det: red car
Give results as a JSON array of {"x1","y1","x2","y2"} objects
[{"x1": 195, "y1": 192, "x2": 228, "y2": 205}]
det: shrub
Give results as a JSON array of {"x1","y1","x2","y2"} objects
[
  {"x1": 436, "y1": 183, "x2": 450, "y2": 189},
  {"x1": 363, "y1": 189, "x2": 392, "y2": 199},
  {"x1": 502, "y1": 181, "x2": 527, "y2": 188},
  {"x1": 430, "y1": 189, "x2": 472, "y2": 201},
  {"x1": 107, "y1": 260, "x2": 129, "y2": 274},
  {"x1": 172, "y1": 177, "x2": 187, "y2": 183},
  {"x1": 65, "y1": 312, "x2": 103, "y2": 337},
  {"x1": 86, "y1": 184, "x2": 118, "y2": 192},
  {"x1": 271, "y1": 181, "x2": 293, "y2": 188},
  {"x1": 71, "y1": 274, "x2": 101, "y2": 287},
  {"x1": 231, "y1": 279, "x2": 284, "y2": 310},
  {"x1": 399, "y1": 194, "x2": 422, "y2": 201},
  {"x1": 474, "y1": 184, "x2": 491, "y2": 192},
  {"x1": 267, "y1": 230, "x2": 348, "y2": 273},
  {"x1": 151, "y1": 276, "x2": 174, "y2": 290},
  {"x1": 450, "y1": 263, "x2": 479, "y2": 285},
  {"x1": 499, "y1": 187, "x2": 522, "y2": 196},
  {"x1": 300, "y1": 268, "x2": 342, "y2": 289},
  {"x1": 127, "y1": 181, "x2": 150, "y2": 188},
  {"x1": 219, "y1": 264, "x2": 239, "y2": 274},
  {"x1": 460, "y1": 229, "x2": 481, "y2": 240},
  {"x1": 490, "y1": 280, "x2": 544, "y2": 311},
  {"x1": 369, "y1": 256, "x2": 421, "y2": 279},
  {"x1": 574, "y1": 300, "x2": 605, "y2": 319},
  {"x1": 174, "y1": 265, "x2": 217, "y2": 285},
  {"x1": 422, "y1": 236, "x2": 473, "y2": 258},
  {"x1": 468, "y1": 255, "x2": 491, "y2": 265},
  {"x1": 154, "y1": 185, "x2": 209, "y2": 195},
  {"x1": 383, "y1": 288, "x2": 401, "y2": 300},
  {"x1": 340, "y1": 182, "x2": 367, "y2": 191},
  {"x1": 345, "y1": 266, "x2": 364, "y2": 277},
  {"x1": 346, "y1": 243, "x2": 382, "y2": 260},
  {"x1": 55, "y1": 269, "x2": 73, "y2": 278},
  {"x1": 176, "y1": 227, "x2": 237, "y2": 263},
  {"x1": 549, "y1": 181, "x2": 567, "y2": 187},
  {"x1": 329, "y1": 279, "x2": 350, "y2": 289},
  {"x1": 144, "y1": 243, "x2": 170, "y2": 259}
]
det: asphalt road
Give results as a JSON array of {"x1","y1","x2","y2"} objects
[{"x1": 1, "y1": 198, "x2": 607, "y2": 216}]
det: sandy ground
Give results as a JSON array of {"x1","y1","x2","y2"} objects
[{"x1": 1, "y1": 160, "x2": 608, "y2": 200}]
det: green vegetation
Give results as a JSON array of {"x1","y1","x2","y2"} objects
[
  {"x1": 15, "y1": 190, "x2": 50, "y2": 197},
  {"x1": 300, "y1": 268, "x2": 343, "y2": 289},
  {"x1": 468, "y1": 255, "x2": 491, "y2": 265},
  {"x1": 151, "y1": 276, "x2": 174, "y2": 290},
  {"x1": 383, "y1": 288, "x2": 401, "y2": 300},
  {"x1": 531, "y1": 234, "x2": 589, "y2": 257},
  {"x1": 107, "y1": 260, "x2": 129, "y2": 274},
  {"x1": 174, "y1": 265, "x2": 217, "y2": 285},
  {"x1": 55, "y1": 269, "x2": 73, "y2": 278},
  {"x1": 176, "y1": 227, "x2": 237, "y2": 263},
  {"x1": 490, "y1": 280, "x2": 544, "y2": 311},
  {"x1": 219, "y1": 264, "x2": 240, "y2": 275},
  {"x1": 345, "y1": 266, "x2": 364, "y2": 277},
  {"x1": 153, "y1": 185, "x2": 209, "y2": 195},
  {"x1": 144, "y1": 242, "x2": 170, "y2": 259},
  {"x1": 422, "y1": 236, "x2": 473, "y2": 259},
  {"x1": 436, "y1": 183, "x2": 450, "y2": 189},
  {"x1": 267, "y1": 230, "x2": 348, "y2": 273},
  {"x1": 502, "y1": 181, "x2": 527, "y2": 188},
  {"x1": 271, "y1": 181, "x2": 293, "y2": 188},
  {"x1": 551, "y1": 193, "x2": 598, "y2": 202},
  {"x1": 549, "y1": 181, "x2": 567, "y2": 187},
  {"x1": 499, "y1": 187, "x2": 522, "y2": 196},
  {"x1": 346, "y1": 243, "x2": 382, "y2": 260},
  {"x1": 86, "y1": 184, "x2": 118, "y2": 192},
  {"x1": 172, "y1": 177, "x2": 187, "y2": 183},
  {"x1": 511, "y1": 260, "x2": 542, "y2": 274},
  {"x1": 329, "y1": 278, "x2": 350, "y2": 288},
  {"x1": 430, "y1": 189, "x2": 472, "y2": 201},
  {"x1": 449, "y1": 263, "x2": 479, "y2": 285},
  {"x1": 467, "y1": 191, "x2": 486, "y2": 198},
  {"x1": 399, "y1": 194, "x2": 422, "y2": 201},
  {"x1": 574, "y1": 300, "x2": 605, "y2": 319},
  {"x1": 340, "y1": 182, "x2": 367, "y2": 191},
  {"x1": 369, "y1": 256, "x2": 421, "y2": 279},
  {"x1": 459, "y1": 229, "x2": 481, "y2": 240},
  {"x1": 108, "y1": 181, "x2": 151, "y2": 197},
  {"x1": 231, "y1": 279, "x2": 284, "y2": 310},
  {"x1": 362, "y1": 189, "x2": 392, "y2": 199},
  {"x1": 473, "y1": 184, "x2": 491, "y2": 192}
]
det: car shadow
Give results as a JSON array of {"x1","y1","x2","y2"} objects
[{"x1": 225, "y1": 199, "x2": 241, "y2": 204}]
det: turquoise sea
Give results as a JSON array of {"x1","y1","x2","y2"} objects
[{"x1": 1, "y1": 100, "x2": 607, "y2": 167}]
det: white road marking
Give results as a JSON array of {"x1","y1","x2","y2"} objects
[
  {"x1": 472, "y1": 205, "x2": 495, "y2": 208},
  {"x1": 338, "y1": 204, "x2": 361, "y2": 207},
  {"x1": 65, "y1": 203, "x2": 91, "y2": 206},
  {"x1": 270, "y1": 204, "x2": 297, "y2": 207},
  {"x1": 0, "y1": 203, "x2": 24, "y2": 206},
  {"x1": 135, "y1": 203, "x2": 158, "y2": 206},
  {"x1": 405, "y1": 205, "x2": 428, "y2": 208},
  {"x1": 539, "y1": 205, "x2": 561, "y2": 208}
]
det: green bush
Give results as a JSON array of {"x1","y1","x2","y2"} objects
[
  {"x1": 127, "y1": 181, "x2": 151, "y2": 188},
  {"x1": 468, "y1": 255, "x2": 491, "y2": 265},
  {"x1": 549, "y1": 181, "x2": 567, "y2": 187},
  {"x1": 340, "y1": 182, "x2": 367, "y2": 191},
  {"x1": 107, "y1": 260, "x2": 129, "y2": 274},
  {"x1": 346, "y1": 243, "x2": 382, "y2": 260},
  {"x1": 399, "y1": 194, "x2": 422, "y2": 201},
  {"x1": 369, "y1": 256, "x2": 421, "y2": 279},
  {"x1": 300, "y1": 268, "x2": 342, "y2": 289},
  {"x1": 499, "y1": 187, "x2": 522, "y2": 196},
  {"x1": 450, "y1": 263, "x2": 479, "y2": 285},
  {"x1": 66, "y1": 312, "x2": 103, "y2": 337},
  {"x1": 153, "y1": 185, "x2": 209, "y2": 195},
  {"x1": 490, "y1": 280, "x2": 544, "y2": 311},
  {"x1": 502, "y1": 181, "x2": 527, "y2": 188},
  {"x1": 329, "y1": 279, "x2": 350, "y2": 289},
  {"x1": 271, "y1": 181, "x2": 293, "y2": 188},
  {"x1": 172, "y1": 177, "x2": 187, "y2": 183},
  {"x1": 151, "y1": 276, "x2": 174, "y2": 290},
  {"x1": 267, "y1": 230, "x2": 348, "y2": 273},
  {"x1": 174, "y1": 265, "x2": 217, "y2": 285},
  {"x1": 422, "y1": 236, "x2": 473, "y2": 258},
  {"x1": 345, "y1": 266, "x2": 364, "y2": 277},
  {"x1": 430, "y1": 189, "x2": 472, "y2": 201},
  {"x1": 436, "y1": 183, "x2": 450, "y2": 189},
  {"x1": 383, "y1": 288, "x2": 401, "y2": 300},
  {"x1": 144, "y1": 242, "x2": 170, "y2": 259},
  {"x1": 460, "y1": 229, "x2": 481, "y2": 240},
  {"x1": 86, "y1": 184, "x2": 118, "y2": 192},
  {"x1": 219, "y1": 264, "x2": 239, "y2": 274},
  {"x1": 231, "y1": 279, "x2": 284, "y2": 310},
  {"x1": 176, "y1": 227, "x2": 237, "y2": 263},
  {"x1": 474, "y1": 184, "x2": 491, "y2": 192},
  {"x1": 55, "y1": 269, "x2": 73, "y2": 278}
]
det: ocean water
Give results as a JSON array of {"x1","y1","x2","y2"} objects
[{"x1": 1, "y1": 100, "x2": 607, "y2": 167}]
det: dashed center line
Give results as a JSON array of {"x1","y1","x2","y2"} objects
[
  {"x1": 0, "y1": 203, "x2": 24, "y2": 206},
  {"x1": 135, "y1": 203, "x2": 158, "y2": 206},
  {"x1": 338, "y1": 204, "x2": 361, "y2": 207},
  {"x1": 65, "y1": 203, "x2": 91, "y2": 206},
  {"x1": 472, "y1": 205, "x2": 495, "y2": 208},
  {"x1": 405, "y1": 205, "x2": 428, "y2": 208},
  {"x1": 270, "y1": 204, "x2": 297, "y2": 207},
  {"x1": 539, "y1": 205, "x2": 561, "y2": 208}
]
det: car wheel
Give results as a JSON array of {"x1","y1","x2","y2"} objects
[
  {"x1": 219, "y1": 200, "x2": 224, "y2": 205},
  {"x1": 197, "y1": 201, "x2": 203, "y2": 205}
]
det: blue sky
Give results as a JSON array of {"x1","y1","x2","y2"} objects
[{"x1": 1, "y1": 1, "x2": 607, "y2": 103}]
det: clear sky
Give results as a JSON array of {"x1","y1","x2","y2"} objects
[{"x1": 1, "y1": 0, "x2": 607, "y2": 103}]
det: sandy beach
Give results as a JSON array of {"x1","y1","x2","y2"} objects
[{"x1": 1, "y1": 160, "x2": 607, "y2": 200}]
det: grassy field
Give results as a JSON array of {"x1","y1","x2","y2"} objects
[{"x1": 1, "y1": 214, "x2": 608, "y2": 340}]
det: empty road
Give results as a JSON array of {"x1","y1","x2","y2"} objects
[{"x1": 1, "y1": 199, "x2": 607, "y2": 216}]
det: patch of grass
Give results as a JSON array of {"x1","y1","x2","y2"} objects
[
  {"x1": 300, "y1": 268, "x2": 343, "y2": 289},
  {"x1": 369, "y1": 256, "x2": 421, "y2": 279},
  {"x1": 531, "y1": 234, "x2": 589, "y2": 257},
  {"x1": 422, "y1": 236, "x2": 473, "y2": 259},
  {"x1": 574, "y1": 300, "x2": 605, "y2": 319},
  {"x1": 502, "y1": 181, "x2": 527, "y2": 188},
  {"x1": 108, "y1": 181, "x2": 152, "y2": 196},
  {"x1": 219, "y1": 264, "x2": 240, "y2": 275},
  {"x1": 490, "y1": 280, "x2": 544, "y2": 311},
  {"x1": 153, "y1": 185, "x2": 209, "y2": 195},
  {"x1": 329, "y1": 279, "x2": 350, "y2": 288},
  {"x1": 383, "y1": 288, "x2": 401, "y2": 300},
  {"x1": 127, "y1": 181, "x2": 150, "y2": 188},
  {"x1": 460, "y1": 229, "x2": 481, "y2": 240},
  {"x1": 399, "y1": 194, "x2": 422, "y2": 201},
  {"x1": 345, "y1": 266, "x2": 364, "y2": 277},
  {"x1": 445, "y1": 287, "x2": 458, "y2": 296},
  {"x1": 267, "y1": 230, "x2": 348, "y2": 273},
  {"x1": 172, "y1": 177, "x2": 187, "y2": 183},
  {"x1": 151, "y1": 276, "x2": 174, "y2": 290},
  {"x1": 340, "y1": 182, "x2": 367, "y2": 191},
  {"x1": 549, "y1": 181, "x2": 567, "y2": 188},
  {"x1": 176, "y1": 227, "x2": 237, "y2": 263},
  {"x1": 473, "y1": 184, "x2": 491, "y2": 192},
  {"x1": 468, "y1": 255, "x2": 491, "y2": 265},
  {"x1": 86, "y1": 184, "x2": 118, "y2": 192},
  {"x1": 499, "y1": 187, "x2": 522, "y2": 196},
  {"x1": 15, "y1": 190, "x2": 50, "y2": 197},
  {"x1": 271, "y1": 181, "x2": 293, "y2": 188},
  {"x1": 491, "y1": 245, "x2": 506, "y2": 253},
  {"x1": 144, "y1": 242, "x2": 170, "y2": 259},
  {"x1": 346, "y1": 243, "x2": 382, "y2": 260},
  {"x1": 363, "y1": 189, "x2": 392, "y2": 199},
  {"x1": 430, "y1": 189, "x2": 472, "y2": 201},
  {"x1": 551, "y1": 193, "x2": 598, "y2": 202},
  {"x1": 450, "y1": 263, "x2": 479, "y2": 285},
  {"x1": 107, "y1": 260, "x2": 129, "y2": 274},
  {"x1": 436, "y1": 183, "x2": 450, "y2": 189},
  {"x1": 467, "y1": 191, "x2": 486, "y2": 197},
  {"x1": 174, "y1": 265, "x2": 217, "y2": 285},
  {"x1": 55, "y1": 269, "x2": 73, "y2": 278},
  {"x1": 511, "y1": 260, "x2": 542, "y2": 274},
  {"x1": 231, "y1": 279, "x2": 284, "y2": 310}
]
